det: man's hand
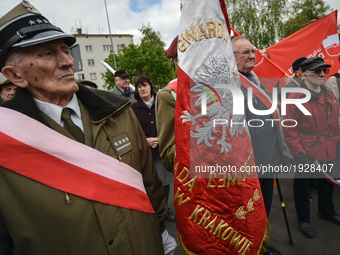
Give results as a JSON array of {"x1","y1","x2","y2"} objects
[{"x1": 147, "y1": 137, "x2": 159, "y2": 148}]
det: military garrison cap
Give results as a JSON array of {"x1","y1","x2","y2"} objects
[
  {"x1": 79, "y1": 80, "x2": 98, "y2": 89},
  {"x1": 292, "y1": 57, "x2": 307, "y2": 72},
  {"x1": 301, "y1": 57, "x2": 331, "y2": 72},
  {"x1": 0, "y1": 79, "x2": 13, "y2": 87},
  {"x1": 165, "y1": 35, "x2": 178, "y2": 59},
  {"x1": 0, "y1": 1, "x2": 76, "y2": 71},
  {"x1": 114, "y1": 70, "x2": 130, "y2": 78}
]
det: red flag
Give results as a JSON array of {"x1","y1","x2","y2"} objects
[
  {"x1": 175, "y1": 1, "x2": 268, "y2": 254},
  {"x1": 267, "y1": 11, "x2": 339, "y2": 80},
  {"x1": 231, "y1": 27, "x2": 288, "y2": 93}
]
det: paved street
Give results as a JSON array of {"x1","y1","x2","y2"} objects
[{"x1": 165, "y1": 175, "x2": 340, "y2": 255}]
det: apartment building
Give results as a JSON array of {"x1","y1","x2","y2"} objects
[{"x1": 72, "y1": 28, "x2": 134, "y2": 89}]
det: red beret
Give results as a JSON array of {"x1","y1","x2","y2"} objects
[{"x1": 165, "y1": 35, "x2": 178, "y2": 59}]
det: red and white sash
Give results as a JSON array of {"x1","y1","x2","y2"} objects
[
  {"x1": 240, "y1": 74, "x2": 280, "y2": 124},
  {"x1": 0, "y1": 107, "x2": 154, "y2": 213}
]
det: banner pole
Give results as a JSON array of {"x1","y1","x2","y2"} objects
[
  {"x1": 284, "y1": 73, "x2": 300, "y2": 86},
  {"x1": 275, "y1": 176, "x2": 294, "y2": 246}
]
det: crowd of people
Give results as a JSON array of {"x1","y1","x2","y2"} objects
[{"x1": 0, "y1": 1, "x2": 339, "y2": 255}]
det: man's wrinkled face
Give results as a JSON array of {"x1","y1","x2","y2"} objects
[
  {"x1": 115, "y1": 76, "x2": 130, "y2": 91},
  {"x1": 0, "y1": 84, "x2": 16, "y2": 101},
  {"x1": 233, "y1": 39, "x2": 256, "y2": 75},
  {"x1": 305, "y1": 67, "x2": 328, "y2": 87},
  {"x1": 16, "y1": 39, "x2": 78, "y2": 104}
]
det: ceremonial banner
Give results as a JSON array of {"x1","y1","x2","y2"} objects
[
  {"x1": 267, "y1": 11, "x2": 339, "y2": 82},
  {"x1": 175, "y1": 0, "x2": 268, "y2": 254},
  {"x1": 0, "y1": 107, "x2": 154, "y2": 213},
  {"x1": 232, "y1": 27, "x2": 287, "y2": 93}
]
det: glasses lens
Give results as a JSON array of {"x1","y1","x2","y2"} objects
[
  {"x1": 241, "y1": 49, "x2": 257, "y2": 56},
  {"x1": 314, "y1": 68, "x2": 329, "y2": 75}
]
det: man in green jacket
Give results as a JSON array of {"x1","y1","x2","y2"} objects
[
  {"x1": 0, "y1": 2, "x2": 167, "y2": 255},
  {"x1": 157, "y1": 36, "x2": 178, "y2": 173}
]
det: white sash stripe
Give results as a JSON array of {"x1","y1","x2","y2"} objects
[{"x1": 0, "y1": 107, "x2": 146, "y2": 194}]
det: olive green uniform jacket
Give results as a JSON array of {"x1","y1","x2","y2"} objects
[
  {"x1": 156, "y1": 87, "x2": 176, "y2": 172},
  {"x1": 0, "y1": 85, "x2": 167, "y2": 255}
]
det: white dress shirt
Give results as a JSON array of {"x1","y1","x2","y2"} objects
[{"x1": 33, "y1": 94, "x2": 84, "y2": 132}]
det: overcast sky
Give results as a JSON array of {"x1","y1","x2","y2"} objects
[{"x1": 0, "y1": 0, "x2": 339, "y2": 49}]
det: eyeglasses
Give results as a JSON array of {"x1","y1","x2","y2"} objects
[
  {"x1": 234, "y1": 49, "x2": 258, "y2": 57},
  {"x1": 309, "y1": 68, "x2": 330, "y2": 75}
]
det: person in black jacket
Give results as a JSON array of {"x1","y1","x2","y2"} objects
[{"x1": 131, "y1": 75, "x2": 176, "y2": 223}]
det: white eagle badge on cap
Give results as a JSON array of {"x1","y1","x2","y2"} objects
[{"x1": 22, "y1": 0, "x2": 40, "y2": 14}]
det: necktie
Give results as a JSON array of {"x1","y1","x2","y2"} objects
[
  {"x1": 61, "y1": 108, "x2": 85, "y2": 143},
  {"x1": 123, "y1": 89, "x2": 131, "y2": 98}
]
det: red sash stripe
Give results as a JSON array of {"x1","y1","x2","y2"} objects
[
  {"x1": 240, "y1": 75, "x2": 280, "y2": 123},
  {"x1": 0, "y1": 107, "x2": 154, "y2": 213}
]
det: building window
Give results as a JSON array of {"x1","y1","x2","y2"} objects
[
  {"x1": 103, "y1": 45, "x2": 113, "y2": 51},
  {"x1": 78, "y1": 74, "x2": 85, "y2": 80},
  {"x1": 88, "y1": 59, "x2": 95, "y2": 66},
  {"x1": 117, "y1": 44, "x2": 123, "y2": 50},
  {"x1": 90, "y1": 73, "x2": 97, "y2": 80},
  {"x1": 85, "y1": 45, "x2": 92, "y2": 52}
]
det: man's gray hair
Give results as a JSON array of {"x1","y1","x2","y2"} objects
[
  {"x1": 4, "y1": 49, "x2": 25, "y2": 68},
  {"x1": 231, "y1": 36, "x2": 250, "y2": 52}
]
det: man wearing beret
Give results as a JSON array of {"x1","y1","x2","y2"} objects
[
  {"x1": 112, "y1": 69, "x2": 137, "y2": 103},
  {"x1": 0, "y1": 79, "x2": 16, "y2": 102},
  {"x1": 0, "y1": 1, "x2": 168, "y2": 254},
  {"x1": 283, "y1": 57, "x2": 340, "y2": 238},
  {"x1": 286, "y1": 57, "x2": 307, "y2": 88}
]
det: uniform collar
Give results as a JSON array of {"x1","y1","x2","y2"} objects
[
  {"x1": 1, "y1": 83, "x2": 130, "y2": 126},
  {"x1": 33, "y1": 94, "x2": 81, "y2": 126}
]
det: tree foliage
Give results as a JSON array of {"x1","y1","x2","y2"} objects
[
  {"x1": 102, "y1": 23, "x2": 176, "y2": 91},
  {"x1": 225, "y1": 0, "x2": 334, "y2": 49},
  {"x1": 225, "y1": 0, "x2": 287, "y2": 49},
  {"x1": 279, "y1": 0, "x2": 332, "y2": 38}
]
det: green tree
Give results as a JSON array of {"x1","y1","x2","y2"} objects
[
  {"x1": 102, "y1": 23, "x2": 176, "y2": 91},
  {"x1": 225, "y1": 0, "x2": 287, "y2": 49},
  {"x1": 280, "y1": 0, "x2": 332, "y2": 38}
]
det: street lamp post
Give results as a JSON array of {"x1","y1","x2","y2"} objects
[{"x1": 104, "y1": 0, "x2": 117, "y2": 70}]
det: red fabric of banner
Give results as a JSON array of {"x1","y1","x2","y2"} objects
[{"x1": 267, "y1": 11, "x2": 339, "y2": 79}]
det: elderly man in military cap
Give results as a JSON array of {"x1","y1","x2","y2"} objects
[
  {"x1": 112, "y1": 69, "x2": 137, "y2": 103},
  {"x1": 283, "y1": 57, "x2": 340, "y2": 239},
  {"x1": 0, "y1": 1, "x2": 169, "y2": 254},
  {"x1": 0, "y1": 79, "x2": 16, "y2": 102}
]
